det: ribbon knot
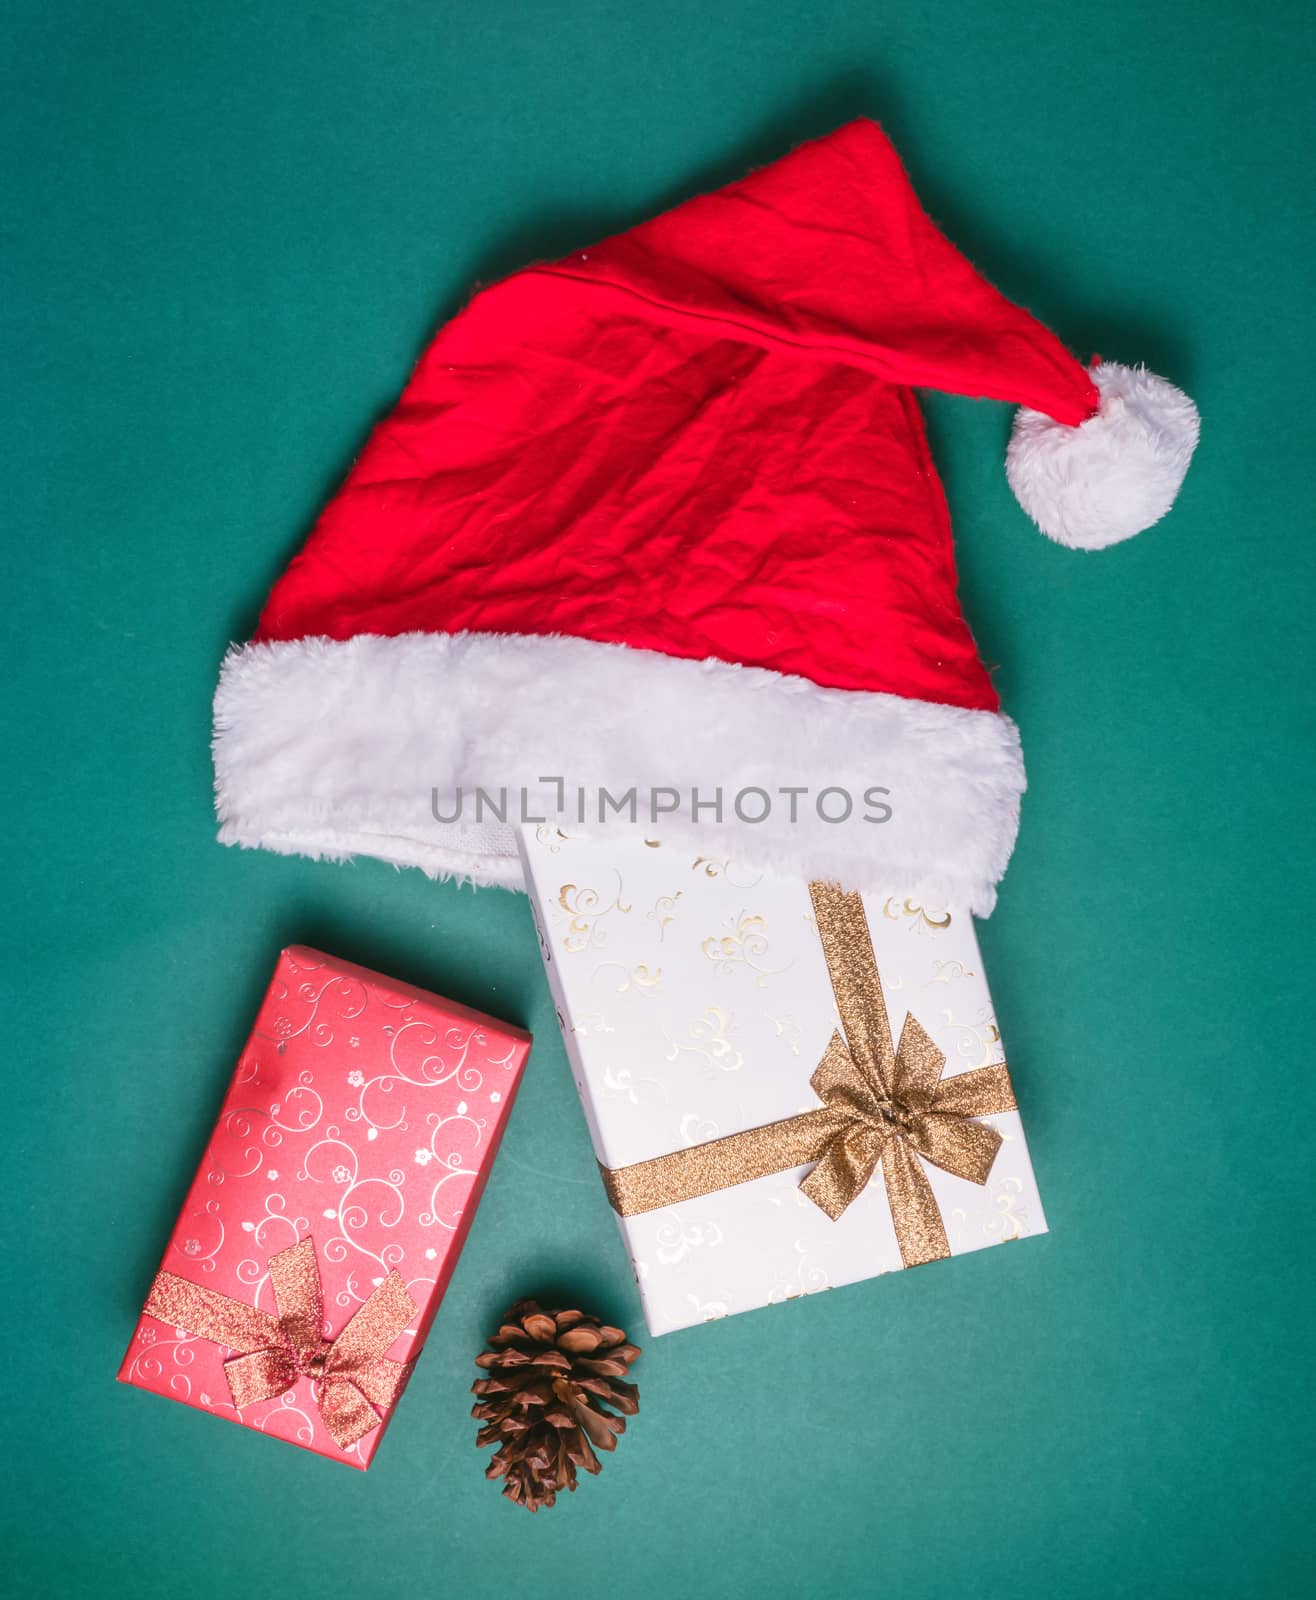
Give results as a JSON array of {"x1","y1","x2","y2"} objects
[
  {"x1": 300, "y1": 1344, "x2": 330, "y2": 1379},
  {"x1": 145, "y1": 1235, "x2": 417, "y2": 1449},
  {"x1": 598, "y1": 882, "x2": 1018, "y2": 1269}
]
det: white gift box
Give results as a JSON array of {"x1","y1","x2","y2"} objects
[{"x1": 518, "y1": 827, "x2": 1047, "y2": 1336}]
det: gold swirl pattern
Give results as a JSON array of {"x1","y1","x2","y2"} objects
[
  {"x1": 664, "y1": 1006, "x2": 744, "y2": 1073},
  {"x1": 645, "y1": 889, "x2": 683, "y2": 939},
  {"x1": 882, "y1": 897, "x2": 953, "y2": 931},
  {"x1": 593, "y1": 962, "x2": 664, "y2": 994},
  {"x1": 701, "y1": 910, "x2": 790, "y2": 989},
  {"x1": 557, "y1": 873, "x2": 632, "y2": 952}
]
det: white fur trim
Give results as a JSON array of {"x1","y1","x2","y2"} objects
[
  {"x1": 1006, "y1": 361, "x2": 1199, "y2": 550},
  {"x1": 213, "y1": 633, "x2": 1025, "y2": 915}
]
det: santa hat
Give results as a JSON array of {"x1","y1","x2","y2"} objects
[{"x1": 214, "y1": 119, "x2": 1198, "y2": 915}]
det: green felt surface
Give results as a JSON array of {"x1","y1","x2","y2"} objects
[{"x1": 5, "y1": 3, "x2": 1313, "y2": 1595}]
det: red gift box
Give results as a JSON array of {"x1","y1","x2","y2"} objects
[{"x1": 118, "y1": 946, "x2": 532, "y2": 1468}]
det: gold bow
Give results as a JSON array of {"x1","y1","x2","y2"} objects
[
  {"x1": 146, "y1": 1235, "x2": 417, "y2": 1448},
  {"x1": 599, "y1": 881, "x2": 1017, "y2": 1268}
]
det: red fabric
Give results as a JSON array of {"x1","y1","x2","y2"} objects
[{"x1": 256, "y1": 120, "x2": 1100, "y2": 714}]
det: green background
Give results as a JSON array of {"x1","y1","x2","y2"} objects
[{"x1": 5, "y1": 3, "x2": 1313, "y2": 1595}]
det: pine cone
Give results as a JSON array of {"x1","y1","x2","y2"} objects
[{"x1": 472, "y1": 1300, "x2": 641, "y2": 1511}]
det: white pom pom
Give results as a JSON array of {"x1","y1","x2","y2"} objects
[{"x1": 1006, "y1": 361, "x2": 1199, "y2": 550}]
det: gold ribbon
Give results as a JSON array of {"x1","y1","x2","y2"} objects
[
  {"x1": 600, "y1": 881, "x2": 1017, "y2": 1268},
  {"x1": 146, "y1": 1235, "x2": 417, "y2": 1449}
]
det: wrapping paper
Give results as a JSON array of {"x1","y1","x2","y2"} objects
[
  {"x1": 118, "y1": 946, "x2": 531, "y2": 1466},
  {"x1": 519, "y1": 828, "x2": 1046, "y2": 1336}
]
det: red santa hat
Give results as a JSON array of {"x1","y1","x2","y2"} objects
[{"x1": 214, "y1": 119, "x2": 1198, "y2": 915}]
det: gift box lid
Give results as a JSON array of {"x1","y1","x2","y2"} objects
[
  {"x1": 118, "y1": 945, "x2": 531, "y2": 1467},
  {"x1": 518, "y1": 827, "x2": 1045, "y2": 1337}
]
